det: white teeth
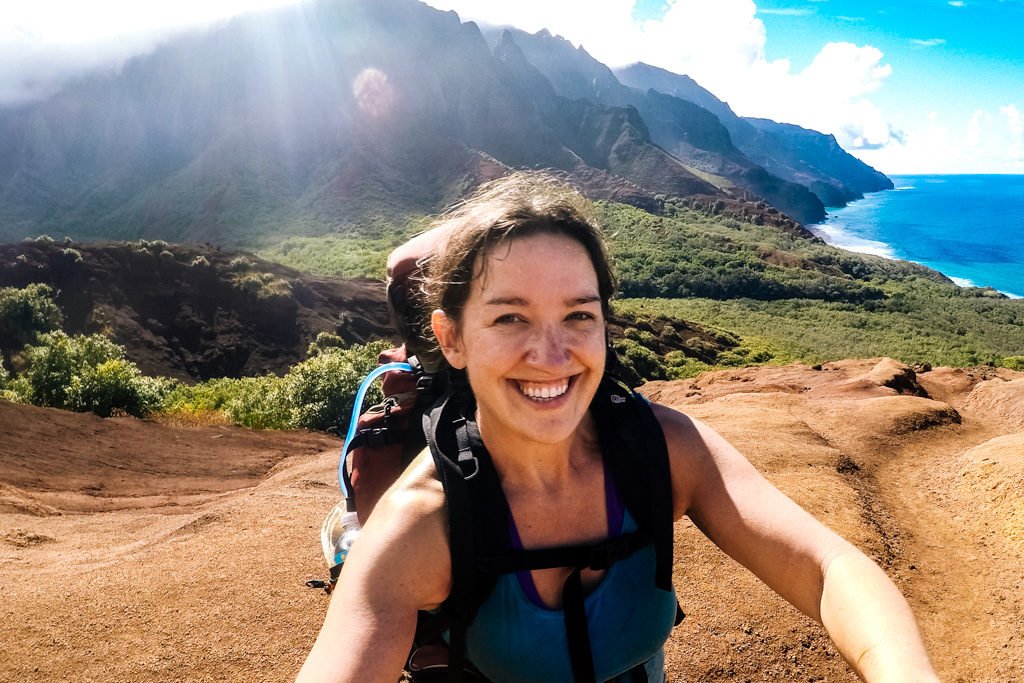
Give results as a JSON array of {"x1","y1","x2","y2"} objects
[{"x1": 518, "y1": 380, "x2": 570, "y2": 400}]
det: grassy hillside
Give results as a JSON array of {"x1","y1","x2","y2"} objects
[
  {"x1": 255, "y1": 198, "x2": 1024, "y2": 371},
  {"x1": 598, "y1": 200, "x2": 1022, "y2": 368},
  {"x1": 616, "y1": 288, "x2": 1024, "y2": 369}
]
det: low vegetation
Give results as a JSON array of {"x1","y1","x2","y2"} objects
[
  {"x1": 0, "y1": 284, "x2": 386, "y2": 428},
  {"x1": 3, "y1": 196, "x2": 1023, "y2": 427},
  {"x1": 615, "y1": 279, "x2": 1024, "y2": 368},
  {"x1": 254, "y1": 199, "x2": 1022, "y2": 373},
  {"x1": 257, "y1": 236, "x2": 396, "y2": 280}
]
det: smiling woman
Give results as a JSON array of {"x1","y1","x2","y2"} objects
[
  {"x1": 431, "y1": 234, "x2": 608, "y2": 450},
  {"x1": 297, "y1": 172, "x2": 940, "y2": 683}
]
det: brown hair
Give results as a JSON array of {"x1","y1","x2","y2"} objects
[{"x1": 421, "y1": 172, "x2": 616, "y2": 332}]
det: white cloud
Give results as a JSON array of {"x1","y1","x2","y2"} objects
[
  {"x1": 855, "y1": 106, "x2": 1024, "y2": 173},
  {"x1": 966, "y1": 109, "x2": 986, "y2": 148},
  {"x1": 428, "y1": 0, "x2": 900, "y2": 155},
  {"x1": 1001, "y1": 104, "x2": 1024, "y2": 164},
  {"x1": 757, "y1": 7, "x2": 815, "y2": 15},
  {"x1": 948, "y1": 1, "x2": 965, "y2": 7},
  {"x1": 0, "y1": 0, "x2": 304, "y2": 105},
  {"x1": 910, "y1": 38, "x2": 947, "y2": 47}
]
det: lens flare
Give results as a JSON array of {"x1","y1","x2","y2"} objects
[{"x1": 352, "y1": 67, "x2": 395, "y2": 119}]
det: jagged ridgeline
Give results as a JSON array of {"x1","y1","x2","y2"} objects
[
  {"x1": 1, "y1": 0, "x2": 1022, "y2": 420},
  {"x1": 1, "y1": 0, "x2": 884, "y2": 245}
]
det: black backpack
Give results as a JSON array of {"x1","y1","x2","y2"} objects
[
  {"x1": 336, "y1": 364, "x2": 683, "y2": 683},
  {"x1": 319, "y1": 231, "x2": 682, "y2": 681}
]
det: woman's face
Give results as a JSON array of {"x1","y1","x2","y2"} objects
[{"x1": 433, "y1": 232, "x2": 607, "y2": 447}]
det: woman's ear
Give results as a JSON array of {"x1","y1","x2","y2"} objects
[{"x1": 431, "y1": 309, "x2": 467, "y2": 369}]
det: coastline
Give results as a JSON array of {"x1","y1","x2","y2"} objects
[{"x1": 807, "y1": 175, "x2": 1024, "y2": 299}]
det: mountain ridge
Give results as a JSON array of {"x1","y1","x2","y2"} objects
[
  {"x1": 0, "y1": 0, "x2": 891, "y2": 245},
  {"x1": 615, "y1": 62, "x2": 894, "y2": 205}
]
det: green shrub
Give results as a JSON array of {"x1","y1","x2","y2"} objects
[
  {"x1": 1001, "y1": 356, "x2": 1024, "y2": 371},
  {"x1": 159, "y1": 340, "x2": 389, "y2": 431},
  {"x1": 623, "y1": 327, "x2": 657, "y2": 345},
  {"x1": 612, "y1": 338, "x2": 666, "y2": 386},
  {"x1": 307, "y1": 332, "x2": 349, "y2": 357},
  {"x1": 279, "y1": 340, "x2": 389, "y2": 431},
  {"x1": 68, "y1": 358, "x2": 142, "y2": 416},
  {"x1": 160, "y1": 376, "x2": 284, "y2": 428},
  {"x1": 133, "y1": 375, "x2": 180, "y2": 412},
  {"x1": 0, "y1": 284, "x2": 63, "y2": 360},
  {"x1": 12, "y1": 331, "x2": 167, "y2": 417},
  {"x1": 228, "y1": 256, "x2": 254, "y2": 272},
  {"x1": 14, "y1": 331, "x2": 121, "y2": 408},
  {"x1": 0, "y1": 389, "x2": 23, "y2": 403},
  {"x1": 663, "y1": 351, "x2": 713, "y2": 380},
  {"x1": 233, "y1": 271, "x2": 292, "y2": 300}
]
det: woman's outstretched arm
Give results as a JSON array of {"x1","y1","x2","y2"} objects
[
  {"x1": 653, "y1": 404, "x2": 939, "y2": 682},
  {"x1": 296, "y1": 456, "x2": 451, "y2": 683}
]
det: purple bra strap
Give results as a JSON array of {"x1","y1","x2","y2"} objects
[{"x1": 508, "y1": 457, "x2": 626, "y2": 609}]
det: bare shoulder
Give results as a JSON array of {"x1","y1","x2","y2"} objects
[
  {"x1": 342, "y1": 450, "x2": 452, "y2": 611},
  {"x1": 298, "y1": 452, "x2": 451, "y2": 681},
  {"x1": 647, "y1": 401, "x2": 730, "y2": 519}
]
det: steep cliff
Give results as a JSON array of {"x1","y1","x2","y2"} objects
[{"x1": 615, "y1": 62, "x2": 893, "y2": 207}]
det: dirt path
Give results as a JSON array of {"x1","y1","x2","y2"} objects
[
  {"x1": 647, "y1": 359, "x2": 1024, "y2": 682},
  {"x1": 872, "y1": 416, "x2": 1023, "y2": 682},
  {"x1": 2, "y1": 359, "x2": 1022, "y2": 682}
]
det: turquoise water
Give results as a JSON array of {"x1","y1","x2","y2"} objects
[{"x1": 810, "y1": 175, "x2": 1024, "y2": 298}]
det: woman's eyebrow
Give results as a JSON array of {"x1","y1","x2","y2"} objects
[
  {"x1": 483, "y1": 295, "x2": 528, "y2": 306},
  {"x1": 482, "y1": 294, "x2": 601, "y2": 306}
]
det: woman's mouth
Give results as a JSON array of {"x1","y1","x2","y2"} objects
[{"x1": 514, "y1": 377, "x2": 572, "y2": 402}]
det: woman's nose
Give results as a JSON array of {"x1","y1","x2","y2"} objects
[{"x1": 524, "y1": 325, "x2": 571, "y2": 367}]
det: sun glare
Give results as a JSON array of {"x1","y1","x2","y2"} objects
[
  {"x1": 8, "y1": 0, "x2": 307, "y2": 45},
  {"x1": 353, "y1": 68, "x2": 397, "y2": 120}
]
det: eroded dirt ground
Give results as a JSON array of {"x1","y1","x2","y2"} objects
[{"x1": 2, "y1": 359, "x2": 1022, "y2": 681}]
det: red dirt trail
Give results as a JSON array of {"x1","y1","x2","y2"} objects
[{"x1": 2, "y1": 359, "x2": 1022, "y2": 682}]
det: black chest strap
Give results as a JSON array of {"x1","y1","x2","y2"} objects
[{"x1": 423, "y1": 378, "x2": 679, "y2": 683}]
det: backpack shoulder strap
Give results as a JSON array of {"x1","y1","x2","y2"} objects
[
  {"x1": 421, "y1": 388, "x2": 508, "y2": 683},
  {"x1": 420, "y1": 375, "x2": 677, "y2": 683},
  {"x1": 590, "y1": 376, "x2": 675, "y2": 592}
]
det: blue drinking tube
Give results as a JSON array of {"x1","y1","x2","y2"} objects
[{"x1": 339, "y1": 362, "x2": 413, "y2": 495}]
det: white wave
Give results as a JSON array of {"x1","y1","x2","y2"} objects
[
  {"x1": 895, "y1": 185, "x2": 915, "y2": 191},
  {"x1": 809, "y1": 223, "x2": 898, "y2": 259},
  {"x1": 950, "y1": 276, "x2": 1022, "y2": 298}
]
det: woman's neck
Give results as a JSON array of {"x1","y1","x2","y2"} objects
[{"x1": 476, "y1": 407, "x2": 601, "y2": 493}]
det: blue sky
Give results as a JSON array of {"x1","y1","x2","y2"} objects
[
  {"x1": 3, "y1": 0, "x2": 1022, "y2": 174},
  {"x1": 424, "y1": 0, "x2": 1024, "y2": 174},
  {"x1": 751, "y1": 0, "x2": 1024, "y2": 173}
]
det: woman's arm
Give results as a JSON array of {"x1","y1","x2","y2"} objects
[
  {"x1": 296, "y1": 456, "x2": 451, "y2": 683},
  {"x1": 653, "y1": 404, "x2": 939, "y2": 682}
]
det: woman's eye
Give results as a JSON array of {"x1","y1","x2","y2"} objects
[
  {"x1": 567, "y1": 311, "x2": 597, "y2": 322},
  {"x1": 494, "y1": 314, "x2": 525, "y2": 324}
]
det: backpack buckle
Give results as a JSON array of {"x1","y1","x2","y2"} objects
[
  {"x1": 451, "y1": 416, "x2": 480, "y2": 480},
  {"x1": 587, "y1": 535, "x2": 630, "y2": 571}
]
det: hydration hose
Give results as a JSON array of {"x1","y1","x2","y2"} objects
[{"x1": 338, "y1": 361, "x2": 413, "y2": 496}]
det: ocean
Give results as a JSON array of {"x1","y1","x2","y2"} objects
[{"x1": 809, "y1": 175, "x2": 1024, "y2": 298}]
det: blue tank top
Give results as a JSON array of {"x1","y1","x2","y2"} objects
[{"x1": 462, "y1": 462, "x2": 678, "y2": 683}]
